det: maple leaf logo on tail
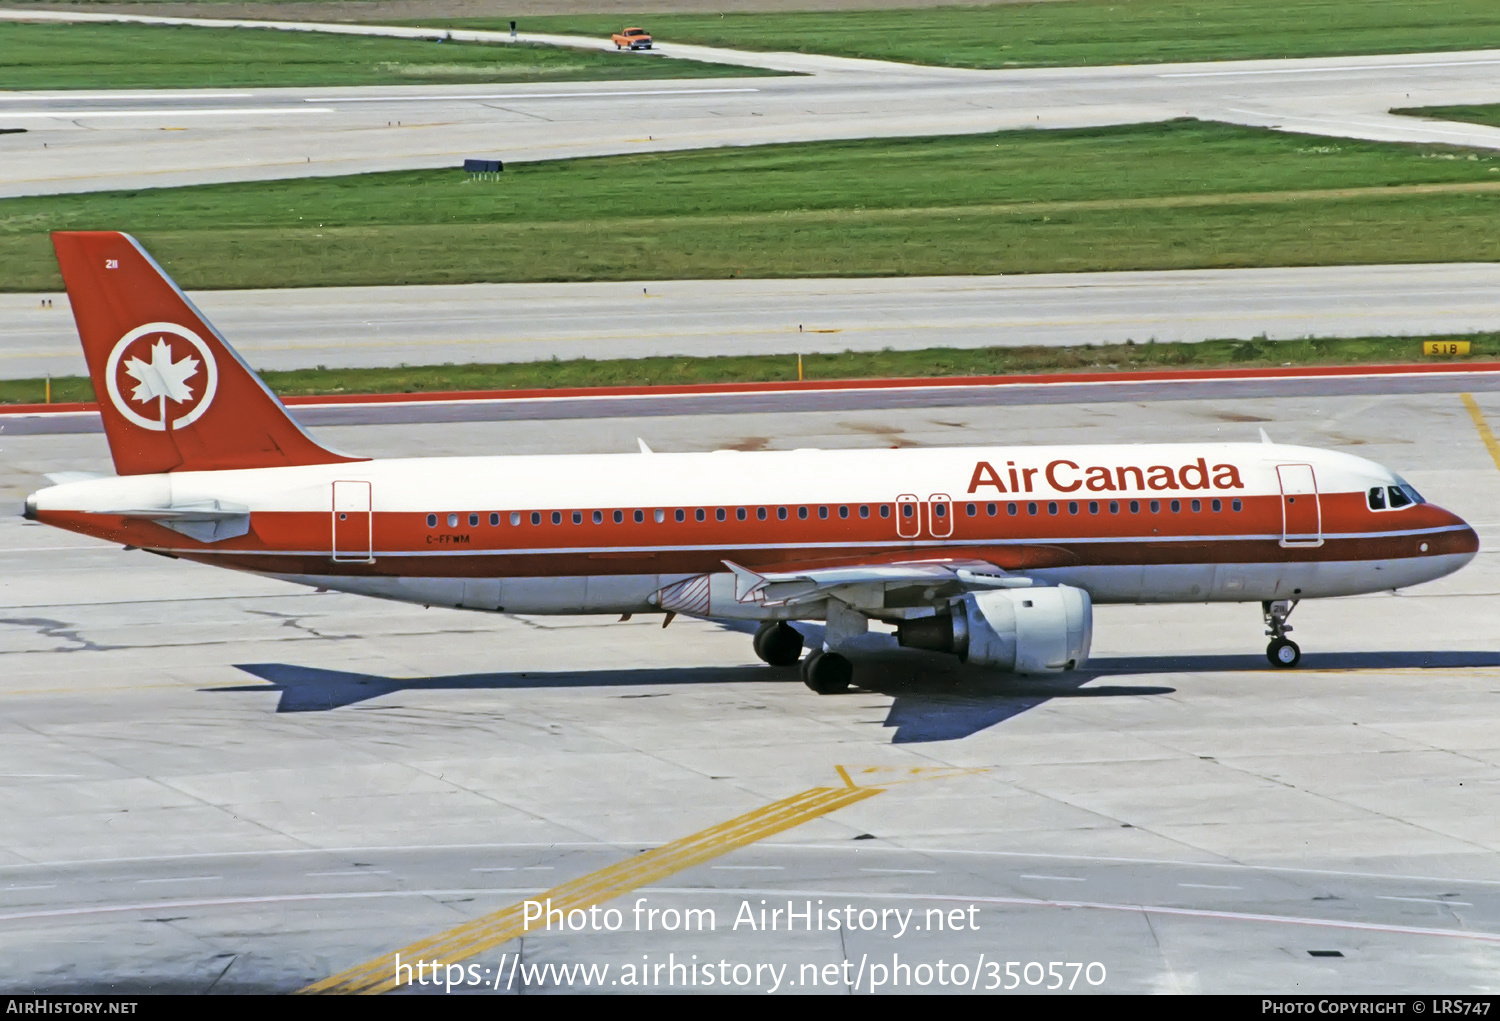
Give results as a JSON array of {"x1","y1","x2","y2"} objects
[
  {"x1": 124, "y1": 338, "x2": 199, "y2": 405},
  {"x1": 103, "y1": 322, "x2": 219, "y2": 434}
]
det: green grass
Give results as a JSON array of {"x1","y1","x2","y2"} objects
[
  {"x1": 1392, "y1": 104, "x2": 1500, "y2": 130},
  {"x1": 4, "y1": 120, "x2": 1500, "y2": 291},
  {"x1": 0, "y1": 22, "x2": 772, "y2": 90},
  {"x1": 429, "y1": 0, "x2": 1500, "y2": 69},
  {"x1": 5, "y1": 333, "x2": 1492, "y2": 406}
]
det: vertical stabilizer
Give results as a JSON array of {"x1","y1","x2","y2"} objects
[{"x1": 52, "y1": 231, "x2": 362, "y2": 476}]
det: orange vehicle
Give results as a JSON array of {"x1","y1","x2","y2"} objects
[{"x1": 611, "y1": 27, "x2": 652, "y2": 50}]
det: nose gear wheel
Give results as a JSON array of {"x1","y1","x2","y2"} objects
[{"x1": 1263, "y1": 599, "x2": 1301, "y2": 669}]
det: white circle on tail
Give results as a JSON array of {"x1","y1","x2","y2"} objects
[{"x1": 104, "y1": 323, "x2": 219, "y2": 432}]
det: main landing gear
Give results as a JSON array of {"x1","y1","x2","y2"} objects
[
  {"x1": 752, "y1": 621, "x2": 804, "y2": 666},
  {"x1": 1263, "y1": 599, "x2": 1301, "y2": 668},
  {"x1": 754, "y1": 605, "x2": 862, "y2": 694},
  {"x1": 800, "y1": 649, "x2": 853, "y2": 694}
]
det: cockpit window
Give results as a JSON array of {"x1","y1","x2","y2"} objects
[{"x1": 1371, "y1": 483, "x2": 1425, "y2": 511}]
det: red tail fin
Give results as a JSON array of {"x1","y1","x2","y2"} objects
[{"x1": 52, "y1": 231, "x2": 361, "y2": 476}]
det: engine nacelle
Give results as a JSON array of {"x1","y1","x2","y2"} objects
[{"x1": 897, "y1": 586, "x2": 1092, "y2": 673}]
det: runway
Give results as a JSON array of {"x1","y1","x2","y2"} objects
[
  {"x1": 10, "y1": 263, "x2": 1500, "y2": 380},
  {"x1": 6, "y1": 20, "x2": 1500, "y2": 196},
  {"x1": 3, "y1": 389, "x2": 1500, "y2": 992}
]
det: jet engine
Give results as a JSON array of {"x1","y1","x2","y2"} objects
[{"x1": 896, "y1": 586, "x2": 1092, "y2": 673}]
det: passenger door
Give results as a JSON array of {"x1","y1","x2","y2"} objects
[
  {"x1": 331, "y1": 480, "x2": 374, "y2": 562},
  {"x1": 1276, "y1": 464, "x2": 1322, "y2": 547}
]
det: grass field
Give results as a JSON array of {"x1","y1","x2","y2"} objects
[
  {"x1": 4, "y1": 120, "x2": 1500, "y2": 291},
  {"x1": 431, "y1": 0, "x2": 1500, "y2": 69},
  {"x1": 4, "y1": 333, "x2": 1491, "y2": 407},
  {"x1": 0, "y1": 21, "x2": 772, "y2": 90},
  {"x1": 1392, "y1": 104, "x2": 1500, "y2": 130}
]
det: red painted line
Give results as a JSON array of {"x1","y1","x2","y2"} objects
[{"x1": 4, "y1": 362, "x2": 1499, "y2": 417}]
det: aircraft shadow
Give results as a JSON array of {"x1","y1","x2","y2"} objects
[
  {"x1": 215, "y1": 647, "x2": 1489, "y2": 741},
  {"x1": 218, "y1": 662, "x2": 771, "y2": 714},
  {"x1": 217, "y1": 659, "x2": 1175, "y2": 745}
]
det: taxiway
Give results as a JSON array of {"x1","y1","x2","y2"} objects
[{"x1": 2, "y1": 390, "x2": 1499, "y2": 992}]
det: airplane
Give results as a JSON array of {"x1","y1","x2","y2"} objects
[{"x1": 23, "y1": 232, "x2": 1480, "y2": 693}]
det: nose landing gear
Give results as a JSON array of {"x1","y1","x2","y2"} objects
[{"x1": 1263, "y1": 599, "x2": 1301, "y2": 668}]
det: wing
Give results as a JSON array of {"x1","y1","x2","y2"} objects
[
  {"x1": 652, "y1": 546, "x2": 1078, "y2": 619},
  {"x1": 721, "y1": 557, "x2": 1035, "y2": 606}
]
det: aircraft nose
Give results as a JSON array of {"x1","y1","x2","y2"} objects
[
  {"x1": 1439, "y1": 506, "x2": 1480, "y2": 560},
  {"x1": 1456, "y1": 518, "x2": 1480, "y2": 557},
  {"x1": 22, "y1": 492, "x2": 37, "y2": 521}
]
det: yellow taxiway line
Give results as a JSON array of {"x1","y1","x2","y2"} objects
[
  {"x1": 1461, "y1": 393, "x2": 1500, "y2": 475},
  {"x1": 301, "y1": 778, "x2": 885, "y2": 995}
]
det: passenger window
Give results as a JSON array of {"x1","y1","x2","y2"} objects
[
  {"x1": 1007, "y1": 503, "x2": 1018, "y2": 516},
  {"x1": 676, "y1": 509, "x2": 686, "y2": 522},
  {"x1": 839, "y1": 506, "x2": 849, "y2": 519},
  {"x1": 1232, "y1": 499, "x2": 1243, "y2": 512},
  {"x1": 987, "y1": 503, "x2": 997, "y2": 516},
  {"x1": 716, "y1": 508, "x2": 726, "y2": 521},
  {"x1": 469, "y1": 513, "x2": 479, "y2": 527},
  {"x1": 614, "y1": 510, "x2": 624, "y2": 523},
  {"x1": 880, "y1": 505, "x2": 890, "y2": 518},
  {"x1": 695, "y1": 508, "x2": 706, "y2": 522},
  {"x1": 1150, "y1": 501, "x2": 1161, "y2": 513},
  {"x1": 758, "y1": 507, "x2": 768, "y2": 521},
  {"x1": 654, "y1": 509, "x2": 665, "y2": 523},
  {"x1": 737, "y1": 508, "x2": 747, "y2": 521},
  {"x1": 1027, "y1": 503, "x2": 1038, "y2": 515},
  {"x1": 1211, "y1": 499, "x2": 1221, "y2": 513},
  {"x1": 818, "y1": 506, "x2": 828, "y2": 519},
  {"x1": 1190, "y1": 500, "x2": 1200, "y2": 512},
  {"x1": 511, "y1": 512, "x2": 521, "y2": 526},
  {"x1": 635, "y1": 509, "x2": 645, "y2": 523},
  {"x1": 966, "y1": 503, "x2": 977, "y2": 517},
  {"x1": 859, "y1": 506, "x2": 870, "y2": 518},
  {"x1": 1129, "y1": 501, "x2": 1140, "y2": 513},
  {"x1": 531, "y1": 512, "x2": 541, "y2": 525},
  {"x1": 778, "y1": 507, "x2": 788, "y2": 520},
  {"x1": 934, "y1": 503, "x2": 946, "y2": 518},
  {"x1": 590, "y1": 510, "x2": 600, "y2": 524},
  {"x1": 1048, "y1": 502, "x2": 1058, "y2": 515},
  {"x1": 1169, "y1": 500, "x2": 1180, "y2": 513},
  {"x1": 1109, "y1": 501, "x2": 1119, "y2": 514},
  {"x1": 1068, "y1": 502, "x2": 1079, "y2": 515},
  {"x1": 552, "y1": 512, "x2": 562, "y2": 525},
  {"x1": 573, "y1": 511, "x2": 583, "y2": 525},
  {"x1": 901, "y1": 504, "x2": 914, "y2": 519},
  {"x1": 426, "y1": 514, "x2": 437, "y2": 528},
  {"x1": 448, "y1": 513, "x2": 459, "y2": 527},
  {"x1": 1387, "y1": 485, "x2": 1412, "y2": 509},
  {"x1": 798, "y1": 507, "x2": 809, "y2": 520},
  {"x1": 1088, "y1": 501, "x2": 1099, "y2": 514}
]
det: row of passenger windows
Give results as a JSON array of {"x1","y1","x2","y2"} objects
[
  {"x1": 427, "y1": 505, "x2": 894, "y2": 528},
  {"x1": 423, "y1": 498, "x2": 1243, "y2": 529},
  {"x1": 968, "y1": 498, "x2": 1241, "y2": 516}
]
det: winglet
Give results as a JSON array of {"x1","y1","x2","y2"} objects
[
  {"x1": 637, "y1": 438, "x2": 653, "y2": 454},
  {"x1": 1259, "y1": 428, "x2": 1273, "y2": 444},
  {"x1": 722, "y1": 560, "x2": 767, "y2": 602}
]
